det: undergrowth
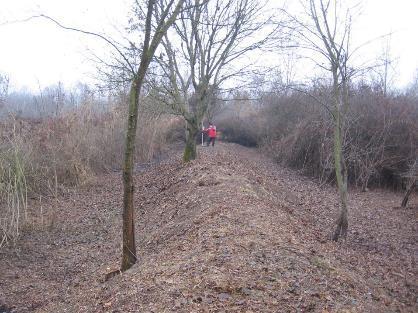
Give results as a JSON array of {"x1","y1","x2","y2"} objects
[{"x1": 0, "y1": 105, "x2": 181, "y2": 247}]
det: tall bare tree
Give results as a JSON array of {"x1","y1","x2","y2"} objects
[
  {"x1": 119, "y1": 0, "x2": 186, "y2": 271},
  {"x1": 35, "y1": 0, "x2": 186, "y2": 272},
  {"x1": 0, "y1": 73, "x2": 9, "y2": 109},
  {"x1": 154, "y1": 0, "x2": 279, "y2": 161},
  {"x1": 286, "y1": 0, "x2": 358, "y2": 241}
]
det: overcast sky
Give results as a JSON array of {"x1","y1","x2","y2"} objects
[{"x1": 0, "y1": 0, "x2": 417, "y2": 91}]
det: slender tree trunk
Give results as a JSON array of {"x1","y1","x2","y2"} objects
[
  {"x1": 183, "y1": 119, "x2": 198, "y2": 162},
  {"x1": 118, "y1": 0, "x2": 186, "y2": 272},
  {"x1": 332, "y1": 123, "x2": 348, "y2": 241},
  {"x1": 401, "y1": 180, "x2": 416, "y2": 207},
  {"x1": 121, "y1": 78, "x2": 140, "y2": 271},
  {"x1": 332, "y1": 79, "x2": 349, "y2": 241}
]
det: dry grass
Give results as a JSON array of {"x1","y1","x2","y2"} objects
[
  {"x1": 0, "y1": 102, "x2": 179, "y2": 247},
  {"x1": 0, "y1": 125, "x2": 29, "y2": 246}
]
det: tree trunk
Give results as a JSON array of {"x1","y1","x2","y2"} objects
[
  {"x1": 401, "y1": 180, "x2": 416, "y2": 207},
  {"x1": 121, "y1": 79, "x2": 140, "y2": 271},
  {"x1": 118, "y1": 0, "x2": 186, "y2": 272},
  {"x1": 183, "y1": 120, "x2": 198, "y2": 162},
  {"x1": 332, "y1": 191, "x2": 348, "y2": 241},
  {"x1": 332, "y1": 119, "x2": 349, "y2": 241},
  {"x1": 332, "y1": 81, "x2": 349, "y2": 241}
]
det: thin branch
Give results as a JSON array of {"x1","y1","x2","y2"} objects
[{"x1": 34, "y1": 14, "x2": 136, "y2": 76}]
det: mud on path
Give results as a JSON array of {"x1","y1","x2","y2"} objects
[{"x1": 0, "y1": 143, "x2": 417, "y2": 312}]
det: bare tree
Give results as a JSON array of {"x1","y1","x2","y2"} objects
[
  {"x1": 0, "y1": 73, "x2": 9, "y2": 109},
  {"x1": 368, "y1": 36, "x2": 396, "y2": 97},
  {"x1": 286, "y1": 0, "x2": 359, "y2": 241},
  {"x1": 154, "y1": 0, "x2": 279, "y2": 161},
  {"x1": 118, "y1": 0, "x2": 186, "y2": 271},
  {"x1": 34, "y1": 0, "x2": 186, "y2": 273},
  {"x1": 378, "y1": 38, "x2": 394, "y2": 97},
  {"x1": 401, "y1": 158, "x2": 417, "y2": 207},
  {"x1": 310, "y1": 0, "x2": 353, "y2": 241}
]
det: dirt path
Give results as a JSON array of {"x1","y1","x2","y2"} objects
[{"x1": 0, "y1": 143, "x2": 416, "y2": 312}]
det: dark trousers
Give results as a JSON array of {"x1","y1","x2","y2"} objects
[{"x1": 207, "y1": 137, "x2": 216, "y2": 146}]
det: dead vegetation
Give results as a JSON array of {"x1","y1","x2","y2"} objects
[
  {"x1": 0, "y1": 143, "x2": 416, "y2": 312},
  {"x1": 0, "y1": 103, "x2": 181, "y2": 247},
  {"x1": 218, "y1": 85, "x2": 418, "y2": 191}
]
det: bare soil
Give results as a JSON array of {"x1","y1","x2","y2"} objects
[{"x1": 0, "y1": 143, "x2": 417, "y2": 312}]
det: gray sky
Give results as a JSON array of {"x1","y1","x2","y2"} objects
[
  {"x1": 1, "y1": 0, "x2": 417, "y2": 91},
  {"x1": 0, "y1": 0, "x2": 130, "y2": 90}
]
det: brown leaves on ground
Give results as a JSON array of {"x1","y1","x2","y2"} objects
[{"x1": 0, "y1": 143, "x2": 416, "y2": 312}]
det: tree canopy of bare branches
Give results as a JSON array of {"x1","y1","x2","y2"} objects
[{"x1": 153, "y1": 0, "x2": 279, "y2": 161}]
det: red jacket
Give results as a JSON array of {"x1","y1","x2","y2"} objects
[{"x1": 206, "y1": 125, "x2": 217, "y2": 138}]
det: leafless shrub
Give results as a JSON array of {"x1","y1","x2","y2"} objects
[
  {"x1": 216, "y1": 94, "x2": 265, "y2": 147},
  {"x1": 220, "y1": 85, "x2": 417, "y2": 191},
  {"x1": 217, "y1": 114, "x2": 262, "y2": 147},
  {"x1": 270, "y1": 87, "x2": 418, "y2": 190}
]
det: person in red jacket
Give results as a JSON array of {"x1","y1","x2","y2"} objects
[{"x1": 203, "y1": 122, "x2": 217, "y2": 147}]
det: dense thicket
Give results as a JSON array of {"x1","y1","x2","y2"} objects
[{"x1": 218, "y1": 84, "x2": 418, "y2": 191}]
